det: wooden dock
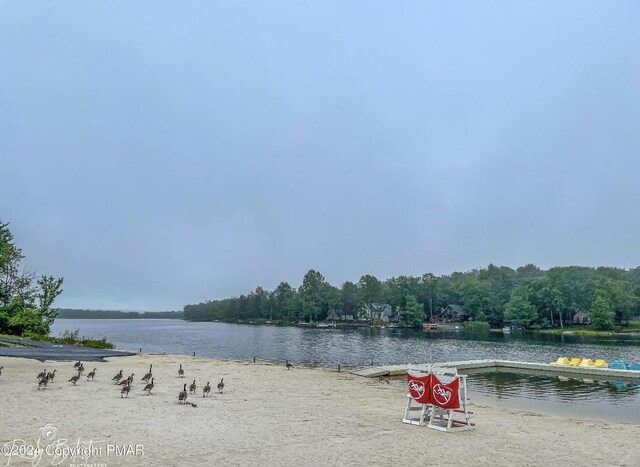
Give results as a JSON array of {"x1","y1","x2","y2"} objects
[{"x1": 351, "y1": 359, "x2": 640, "y2": 380}]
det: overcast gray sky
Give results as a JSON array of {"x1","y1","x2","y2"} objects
[{"x1": 1, "y1": 1, "x2": 639, "y2": 311}]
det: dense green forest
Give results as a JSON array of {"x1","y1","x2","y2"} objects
[
  {"x1": 0, "y1": 222, "x2": 64, "y2": 336},
  {"x1": 183, "y1": 265, "x2": 640, "y2": 330},
  {"x1": 57, "y1": 309, "x2": 183, "y2": 319}
]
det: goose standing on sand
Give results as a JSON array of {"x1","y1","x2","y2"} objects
[
  {"x1": 38, "y1": 377, "x2": 48, "y2": 390},
  {"x1": 87, "y1": 368, "x2": 97, "y2": 381},
  {"x1": 73, "y1": 360, "x2": 81, "y2": 369},
  {"x1": 37, "y1": 369, "x2": 47, "y2": 379},
  {"x1": 119, "y1": 374, "x2": 134, "y2": 386},
  {"x1": 0, "y1": 366, "x2": 3, "y2": 376},
  {"x1": 121, "y1": 381, "x2": 131, "y2": 398},
  {"x1": 46, "y1": 370, "x2": 57, "y2": 382},
  {"x1": 112, "y1": 369, "x2": 123, "y2": 383},
  {"x1": 142, "y1": 365, "x2": 152, "y2": 383},
  {"x1": 77, "y1": 363, "x2": 85, "y2": 375},
  {"x1": 68, "y1": 373, "x2": 81, "y2": 385},
  {"x1": 179, "y1": 384, "x2": 188, "y2": 403},
  {"x1": 203, "y1": 382, "x2": 211, "y2": 397},
  {"x1": 217, "y1": 378, "x2": 224, "y2": 393},
  {"x1": 189, "y1": 380, "x2": 196, "y2": 394},
  {"x1": 143, "y1": 378, "x2": 154, "y2": 395},
  {"x1": 178, "y1": 364, "x2": 184, "y2": 378},
  {"x1": 285, "y1": 361, "x2": 294, "y2": 370}
]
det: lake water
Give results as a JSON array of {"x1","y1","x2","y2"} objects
[
  {"x1": 51, "y1": 319, "x2": 640, "y2": 367},
  {"x1": 51, "y1": 319, "x2": 640, "y2": 423}
]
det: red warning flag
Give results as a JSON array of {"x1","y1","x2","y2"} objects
[
  {"x1": 407, "y1": 372, "x2": 433, "y2": 404},
  {"x1": 430, "y1": 374, "x2": 460, "y2": 409}
]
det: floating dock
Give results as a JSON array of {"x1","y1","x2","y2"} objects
[{"x1": 352, "y1": 359, "x2": 640, "y2": 380}]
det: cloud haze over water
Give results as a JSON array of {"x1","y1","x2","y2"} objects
[{"x1": 1, "y1": 1, "x2": 639, "y2": 311}]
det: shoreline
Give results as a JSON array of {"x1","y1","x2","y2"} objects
[
  {"x1": 1, "y1": 353, "x2": 639, "y2": 466},
  {"x1": 0, "y1": 336, "x2": 135, "y2": 362}
]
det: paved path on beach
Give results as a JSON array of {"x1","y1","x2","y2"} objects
[{"x1": 0, "y1": 336, "x2": 135, "y2": 361}]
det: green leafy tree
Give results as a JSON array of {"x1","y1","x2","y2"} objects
[
  {"x1": 299, "y1": 269, "x2": 330, "y2": 323},
  {"x1": 458, "y1": 279, "x2": 504, "y2": 327},
  {"x1": 358, "y1": 275, "x2": 382, "y2": 323},
  {"x1": 420, "y1": 273, "x2": 443, "y2": 323},
  {"x1": 0, "y1": 222, "x2": 64, "y2": 336},
  {"x1": 383, "y1": 276, "x2": 421, "y2": 318},
  {"x1": 339, "y1": 281, "x2": 362, "y2": 319},
  {"x1": 532, "y1": 278, "x2": 566, "y2": 328},
  {"x1": 590, "y1": 293, "x2": 616, "y2": 330},
  {"x1": 272, "y1": 282, "x2": 296, "y2": 322},
  {"x1": 504, "y1": 286, "x2": 538, "y2": 329},
  {"x1": 400, "y1": 295, "x2": 424, "y2": 328},
  {"x1": 604, "y1": 279, "x2": 637, "y2": 324}
]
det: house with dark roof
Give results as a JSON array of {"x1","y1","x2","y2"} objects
[{"x1": 438, "y1": 304, "x2": 469, "y2": 323}]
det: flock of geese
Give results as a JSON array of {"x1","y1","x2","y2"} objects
[
  {"x1": 0, "y1": 359, "x2": 298, "y2": 406},
  {"x1": 29, "y1": 360, "x2": 226, "y2": 405}
]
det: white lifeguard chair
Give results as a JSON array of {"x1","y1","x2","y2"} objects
[{"x1": 402, "y1": 367, "x2": 475, "y2": 432}]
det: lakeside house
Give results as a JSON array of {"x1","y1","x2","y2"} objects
[
  {"x1": 361, "y1": 303, "x2": 397, "y2": 323},
  {"x1": 327, "y1": 309, "x2": 341, "y2": 324},
  {"x1": 340, "y1": 310, "x2": 354, "y2": 321},
  {"x1": 438, "y1": 304, "x2": 470, "y2": 323},
  {"x1": 572, "y1": 310, "x2": 590, "y2": 325}
]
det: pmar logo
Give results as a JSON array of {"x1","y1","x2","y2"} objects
[
  {"x1": 408, "y1": 380, "x2": 425, "y2": 399},
  {"x1": 432, "y1": 383, "x2": 452, "y2": 405}
]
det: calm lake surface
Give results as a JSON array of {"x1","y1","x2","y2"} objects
[
  {"x1": 51, "y1": 319, "x2": 640, "y2": 423},
  {"x1": 51, "y1": 319, "x2": 640, "y2": 367}
]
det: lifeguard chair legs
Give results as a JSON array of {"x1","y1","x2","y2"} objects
[{"x1": 402, "y1": 369, "x2": 475, "y2": 433}]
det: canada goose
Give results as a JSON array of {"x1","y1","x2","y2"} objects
[
  {"x1": 189, "y1": 380, "x2": 196, "y2": 394},
  {"x1": 178, "y1": 364, "x2": 184, "y2": 378},
  {"x1": 38, "y1": 377, "x2": 48, "y2": 390},
  {"x1": 285, "y1": 361, "x2": 294, "y2": 370},
  {"x1": 217, "y1": 378, "x2": 224, "y2": 393},
  {"x1": 46, "y1": 370, "x2": 57, "y2": 382},
  {"x1": 0, "y1": 366, "x2": 3, "y2": 376},
  {"x1": 142, "y1": 364, "x2": 152, "y2": 383},
  {"x1": 203, "y1": 382, "x2": 211, "y2": 397},
  {"x1": 37, "y1": 369, "x2": 47, "y2": 379},
  {"x1": 77, "y1": 363, "x2": 84, "y2": 375},
  {"x1": 121, "y1": 381, "x2": 131, "y2": 398},
  {"x1": 118, "y1": 374, "x2": 134, "y2": 386},
  {"x1": 73, "y1": 360, "x2": 81, "y2": 368},
  {"x1": 87, "y1": 368, "x2": 97, "y2": 381},
  {"x1": 179, "y1": 384, "x2": 188, "y2": 403},
  {"x1": 68, "y1": 373, "x2": 81, "y2": 385},
  {"x1": 112, "y1": 370, "x2": 123, "y2": 383},
  {"x1": 143, "y1": 378, "x2": 154, "y2": 395}
]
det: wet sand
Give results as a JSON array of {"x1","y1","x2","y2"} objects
[{"x1": 1, "y1": 354, "x2": 638, "y2": 466}]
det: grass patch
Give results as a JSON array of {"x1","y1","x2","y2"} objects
[
  {"x1": 462, "y1": 321, "x2": 491, "y2": 332},
  {"x1": 539, "y1": 325, "x2": 640, "y2": 337},
  {"x1": 1, "y1": 329, "x2": 115, "y2": 349},
  {"x1": 49, "y1": 329, "x2": 115, "y2": 349}
]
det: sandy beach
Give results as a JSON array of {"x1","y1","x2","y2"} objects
[{"x1": 0, "y1": 353, "x2": 638, "y2": 467}]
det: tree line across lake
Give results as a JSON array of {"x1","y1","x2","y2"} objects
[
  {"x1": 56, "y1": 309, "x2": 183, "y2": 319},
  {"x1": 183, "y1": 265, "x2": 640, "y2": 331},
  {"x1": 3, "y1": 220, "x2": 639, "y2": 336}
]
